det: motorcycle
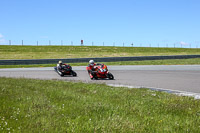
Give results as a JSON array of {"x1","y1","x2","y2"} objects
[
  {"x1": 86, "y1": 64, "x2": 114, "y2": 80},
  {"x1": 54, "y1": 64, "x2": 77, "y2": 77}
]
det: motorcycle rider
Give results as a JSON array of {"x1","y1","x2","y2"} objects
[
  {"x1": 57, "y1": 60, "x2": 65, "y2": 75},
  {"x1": 87, "y1": 60, "x2": 101, "y2": 79}
]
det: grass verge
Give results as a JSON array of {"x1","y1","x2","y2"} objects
[
  {"x1": 0, "y1": 58, "x2": 200, "y2": 68},
  {"x1": 0, "y1": 77, "x2": 200, "y2": 132},
  {"x1": 0, "y1": 45, "x2": 200, "y2": 59}
]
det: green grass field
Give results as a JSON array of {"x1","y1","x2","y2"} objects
[
  {"x1": 0, "y1": 45, "x2": 200, "y2": 59},
  {"x1": 0, "y1": 77, "x2": 200, "y2": 132}
]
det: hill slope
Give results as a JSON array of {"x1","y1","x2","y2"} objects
[{"x1": 0, "y1": 45, "x2": 200, "y2": 59}]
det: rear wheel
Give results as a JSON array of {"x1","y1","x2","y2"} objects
[
  {"x1": 71, "y1": 71, "x2": 77, "y2": 77},
  {"x1": 94, "y1": 75, "x2": 98, "y2": 80},
  {"x1": 108, "y1": 72, "x2": 114, "y2": 80},
  {"x1": 58, "y1": 70, "x2": 64, "y2": 77},
  {"x1": 91, "y1": 72, "x2": 98, "y2": 80}
]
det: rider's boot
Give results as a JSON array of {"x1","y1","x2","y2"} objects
[{"x1": 90, "y1": 73, "x2": 94, "y2": 79}]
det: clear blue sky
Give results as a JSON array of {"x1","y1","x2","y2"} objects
[{"x1": 0, "y1": 0, "x2": 200, "y2": 47}]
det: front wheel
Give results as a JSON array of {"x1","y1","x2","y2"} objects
[
  {"x1": 71, "y1": 71, "x2": 77, "y2": 77},
  {"x1": 107, "y1": 72, "x2": 114, "y2": 80}
]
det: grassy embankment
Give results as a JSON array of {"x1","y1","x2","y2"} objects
[
  {"x1": 0, "y1": 45, "x2": 200, "y2": 59},
  {"x1": 0, "y1": 77, "x2": 200, "y2": 132},
  {"x1": 0, "y1": 45, "x2": 200, "y2": 68}
]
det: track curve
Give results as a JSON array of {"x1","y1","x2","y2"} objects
[{"x1": 0, "y1": 65, "x2": 200, "y2": 94}]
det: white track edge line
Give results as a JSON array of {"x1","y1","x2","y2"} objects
[{"x1": 107, "y1": 84, "x2": 200, "y2": 100}]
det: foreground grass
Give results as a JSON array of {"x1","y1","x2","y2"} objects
[
  {"x1": 0, "y1": 77, "x2": 200, "y2": 132},
  {"x1": 0, "y1": 45, "x2": 200, "y2": 59},
  {"x1": 0, "y1": 58, "x2": 200, "y2": 68}
]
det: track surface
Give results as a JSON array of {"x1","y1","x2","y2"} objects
[{"x1": 0, "y1": 65, "x2": 200, "y2": 93}]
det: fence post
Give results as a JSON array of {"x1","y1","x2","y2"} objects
[
  {"x1": 22, "y1": 40, "x2": 23, "y2": 46},
  {"x1": 103, "y1": 42, "x2": 104, "y2": 46},
  {"x1": 49, "y1": 40, "x2": 51, "y2": 45},
  {"x1": 61, "y1": 40, "x2": 63, "y2": 46},
  {"x1": 131, "y1": 43, "x2": 134, "y2": 47},
  {"x1": 9, "y1": 40, "x2": 11, "y2": 45},
  {"x1": 37, "y1": 41, "x2": 38, "y2": 46}
]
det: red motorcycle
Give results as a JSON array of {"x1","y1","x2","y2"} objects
[{"x1": 86, "y1": 64, "x2": 114, "y2": 80}]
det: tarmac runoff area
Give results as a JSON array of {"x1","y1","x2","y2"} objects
[{"x1": 0, "y1": 65, "x2": 200, "y2": 99}]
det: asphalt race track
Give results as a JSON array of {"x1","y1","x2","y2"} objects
[{"x1": 0, "y1": 65, "x2": 200, "y2": 95}]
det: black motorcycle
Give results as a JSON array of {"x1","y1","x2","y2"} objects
[{"x1": 54, "y1": 64, "x2": 77, "y2": 77}]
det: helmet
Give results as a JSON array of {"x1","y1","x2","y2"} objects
[
  {"x1": 58, "y1": 61, "x2": 62, "y2": 64},
  {"x1": 89, "y1": 60, "x2": 94, "y2": 66},
  {"x1": 89, "y1": 60, "x2": 94, "y2": 64}
]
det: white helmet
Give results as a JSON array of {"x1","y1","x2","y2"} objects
[
  {"x1": 58, "y1": 61, "x2": 62, "y2": 64},
  {"x1": 89, "y1": 60, "x2": 94, "y2": 65}
]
